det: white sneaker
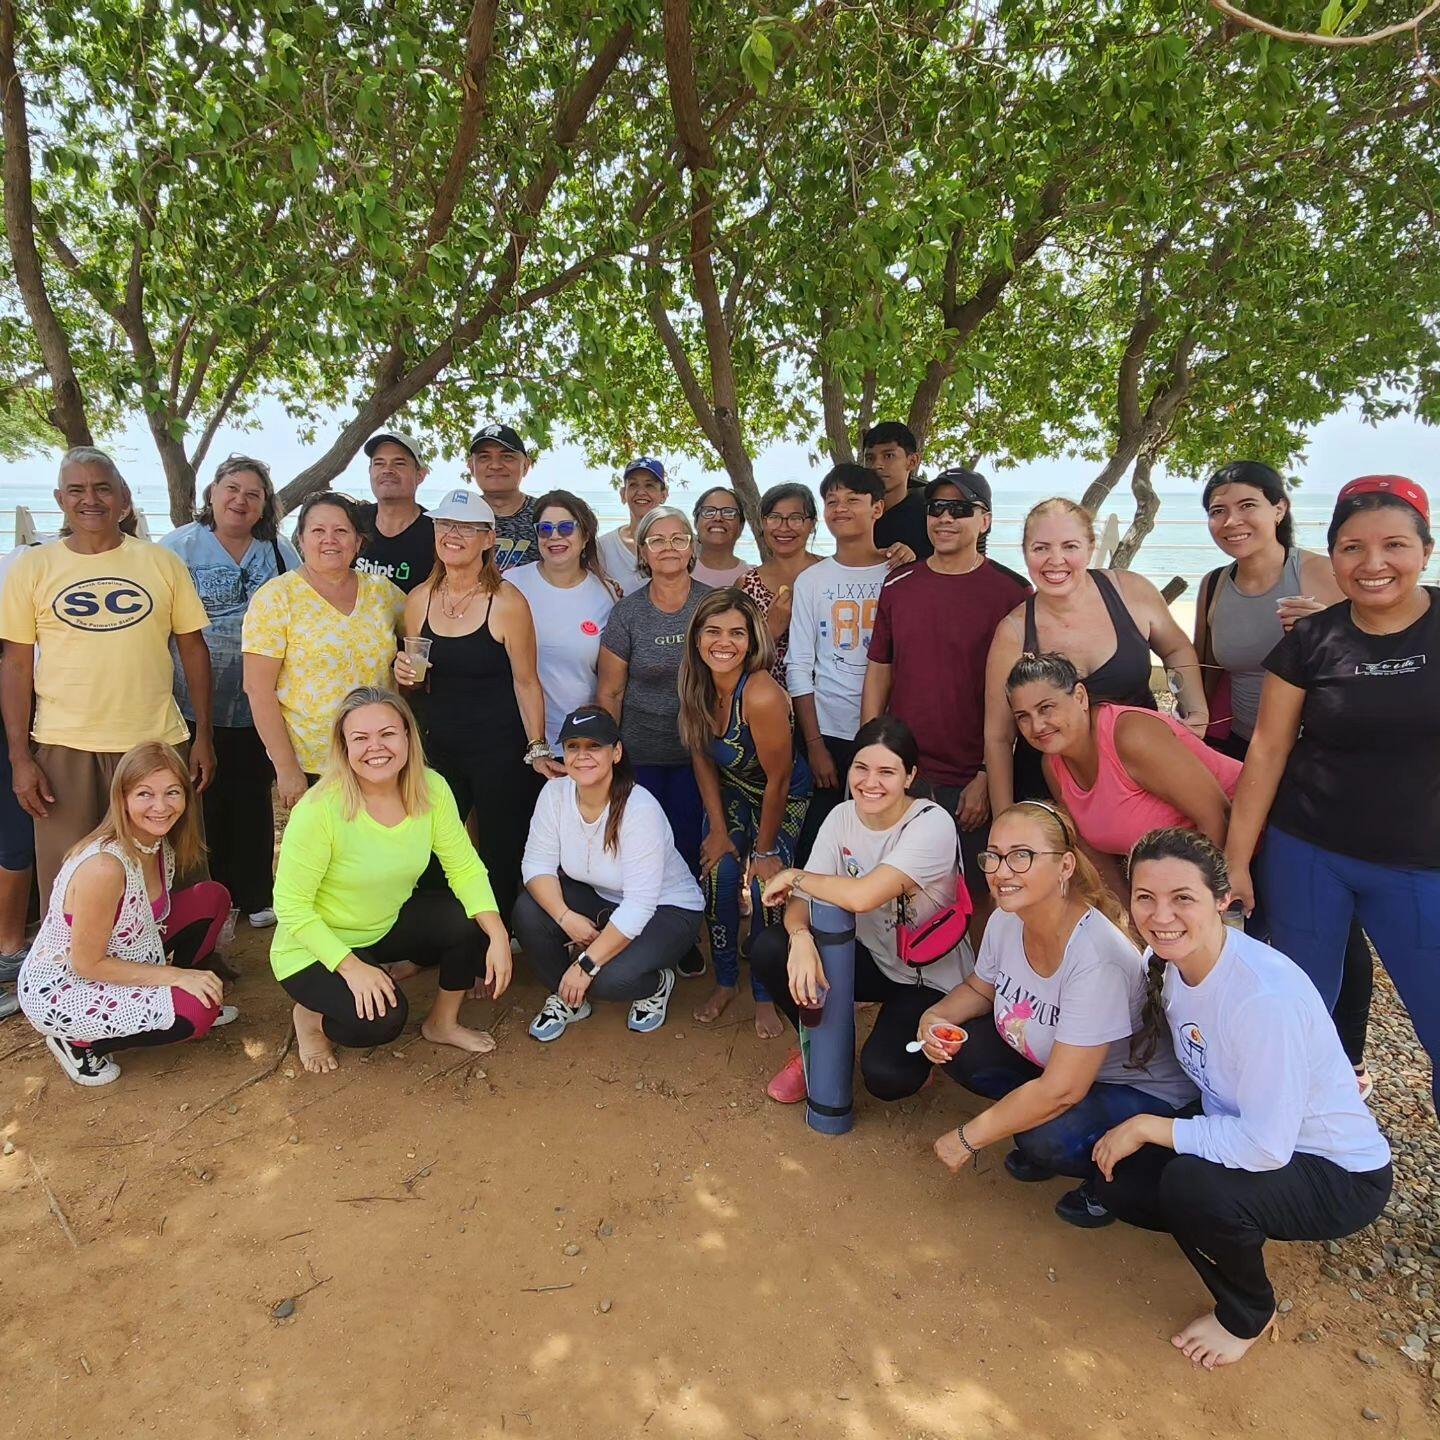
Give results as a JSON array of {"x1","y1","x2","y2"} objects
[
  {"x1": 247, "y1": 909, "x2": 277, "y2": 929},
  {"x1": 214, "y1": 1005, "x2": 239, "y2": 1027},
  {"x1": 529, "y1": 994, "x2": 592, "y2": 1043},
  {"x1": 627, "y1": 969, "x2": 676, "y2": 1033},
  {"x1": 46, "y1": 1035, "x2": 121, "y2": 1087}
]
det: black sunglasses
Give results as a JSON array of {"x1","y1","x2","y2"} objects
[{"x1": 926, "y1": 499, "x2": 977, "y2": 519}]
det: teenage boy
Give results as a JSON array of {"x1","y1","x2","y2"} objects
[
  {"x1": 355, "y1": 431, "x2": 434, "y2": 593},
  {"x1": 598, "y1": 458, "x2": 668, "y2": 595},
  {"x1": 1, "y1": 448, "x2": 214, "y2": 905},
  {"x1": 467, "y1": 422, "x2": 538, "y2": 571},
  {"x1": 787, "y1": 464, "x2": 891, "y2": 860},
  {"x1": 862, "y1": 469, "x2": 1030, "y2": 921},
  {"x1": 863, "y1": 421, "x2": 931, "y2": 561}
]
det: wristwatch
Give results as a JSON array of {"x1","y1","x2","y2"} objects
[{"x1": 575, "y1": 952, "x2": 599, "y2": 977}]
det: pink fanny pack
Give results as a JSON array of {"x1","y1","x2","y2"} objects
[{"x1": 893, "y1": 805, "x2": 973, "y2": 968}]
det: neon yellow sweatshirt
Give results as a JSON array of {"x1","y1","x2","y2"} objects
[{"x1": 269, "y1": 769, "x2": 497, "y2": 980}]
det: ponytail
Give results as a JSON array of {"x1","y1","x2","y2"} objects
[
  {"x1": 1130, "y1": 952, "x2": 1168, "y2": 1069},
  {"x1": 603, "y1": 748, "x2": 637, "y2": 857}
]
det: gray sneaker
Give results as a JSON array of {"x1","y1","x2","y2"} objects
[
  {"x1": 0, "y1": 947, "x2": 26, "y2": 984},
  {"x1": 0, "y1": 988, "x2": 19, "y2": 1020}
]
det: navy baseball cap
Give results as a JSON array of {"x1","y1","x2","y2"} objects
[
  {"x1": 925, "y1": 468, "x2": 992, "y2": 510},
  {"x1": 558, "y1": 706, "x2": 622, "y2": 746},
  {"x1": 468, "y1": 422, "x2": 527, "y2": 457},
  {"x1": 623, "y1": 457, "x2": 666, "y2": 484}
]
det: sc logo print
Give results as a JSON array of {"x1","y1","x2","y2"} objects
[{"x1": 53, "y1": 578, "x2": 155, "y2": 632}]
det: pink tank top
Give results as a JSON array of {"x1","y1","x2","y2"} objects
[{"x1": 1050, "y1": 704, "x2": 1242, "y2": 857}]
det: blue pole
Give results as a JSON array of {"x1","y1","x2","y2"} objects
[{"x1": 802, "y1": 897, "x2": 856, "y2": 1136}]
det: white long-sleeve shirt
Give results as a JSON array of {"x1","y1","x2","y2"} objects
[
  {"x1": 785, "y1": 557, "x2": 889, "y2": 741},
  {"x1": 1165, "y1": 929, "x2": 1390, "y2": 1173},
  {"x1": 521, "y1": 777, "x2": 703, "y2": 938}
]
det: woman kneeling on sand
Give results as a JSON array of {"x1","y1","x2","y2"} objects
[
  {"x1": 19, "y1": 742, "x2": 234, "y2": 1087},
  {"x1": 271, "y1": 686, "x2": 511, "y2": 1071},
  {"x1": 1092, "y1": 828, "x2": 1392, "y2": 1369}
]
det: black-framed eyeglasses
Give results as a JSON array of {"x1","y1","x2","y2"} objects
[
  {"x1": 763, "y1": 510, "x2": 812, "y2": 530},
  {"x1": 697, "y1": 505, "x2": 742, "y2": 521},
  {"x1": 977, "y1": 846, "x2": 1066, "y2": 874},
  {"x1": 536, "y1": 520, "x2": 579, "y2": 539},
  {"x1": 926, "y1": 499, "x2": 977, "y2": 520}
]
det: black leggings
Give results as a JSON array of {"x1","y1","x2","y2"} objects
[
  {"x1": 748, "y1": 923, "x2": 946, "y2": 1100},
  {"x1": 1095, "y1": 1144, "x2": 1391, "y2": 1339},
  {"x1": 279, "y1": 891, "x2": 485, "y2": 1049}
]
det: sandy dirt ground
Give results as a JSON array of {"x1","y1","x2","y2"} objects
[{"x1": 3, "y1": 927, "x2": 1435, "y2": 1440}]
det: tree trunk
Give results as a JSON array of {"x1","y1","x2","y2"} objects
[{"x1": 1110, "y1": 452, "x2": 1162, "y2": 569}]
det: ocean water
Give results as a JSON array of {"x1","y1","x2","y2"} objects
[{"x1": 4, "y1": 476, "x2": 1431, "y2": 602}]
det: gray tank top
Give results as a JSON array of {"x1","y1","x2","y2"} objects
[{"x1": 1209, "y1": 548, "x2": 1305, "y2": 740}]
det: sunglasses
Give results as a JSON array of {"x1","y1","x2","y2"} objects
[
  {"x1": 697, "y1": 505, "x2": 743, "y2": 521},
  {"x1": 976, "y1": 847, "x2": 1066, "y2": 875},
  {"x1": 536, "y1": 520, "x2": 579, "y2": 539},
  {"x1": 926, "y1": 499, "x2": 978, "y2": 520}
]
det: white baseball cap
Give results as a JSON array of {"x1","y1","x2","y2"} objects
[{"x1": 430, "y1": 488, "x2": 497, "y2": 525}]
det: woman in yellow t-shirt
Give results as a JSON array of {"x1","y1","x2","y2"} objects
[{"x1": 243, "y1": 492, "x2": 404, "y2": 806}]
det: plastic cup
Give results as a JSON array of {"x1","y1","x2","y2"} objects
[
  {"x1": 219, "y1": 907, "x2": 239, "y2": 948},
  {"x1": 403, "y1": 635, "x2": 432, "y2": 680},
  {"x1": 927, "y1": 1021, "x2": 968, "y2": 1058},
  {"x1": 798, "y1": 989, "x2": 827, "y2": 1028}
]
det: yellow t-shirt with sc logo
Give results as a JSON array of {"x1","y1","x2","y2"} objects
[{"x1": 0, "y1": 536, "x2": 210, "y2": 752}]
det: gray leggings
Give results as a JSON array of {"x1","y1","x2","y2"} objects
[{"x1": 512, "y1": 876, "x2": 701, "y2": 1002}]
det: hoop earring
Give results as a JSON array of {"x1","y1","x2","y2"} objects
[{"x1": 1060, "y1": 876, "x2": 1070, "y2": 899}]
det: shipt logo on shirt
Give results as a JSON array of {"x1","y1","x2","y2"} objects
[
  {"x1": 53, "y1": 578, "x2": 155, "y2": 632},
  {"x1": 1354, "y1": 654, "x2": 1425, "y2": 678}
]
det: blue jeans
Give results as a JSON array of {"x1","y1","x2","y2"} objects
[
  {"x1": 943, "y1": 1019, "x2": 1187, "y2": 1179},
  {"x1": 634, "y1": 763, "x2": 703, "y2": 876},
  {"x1": 1258, "y1": 824, "x2": 1440, "y2": 1112}
]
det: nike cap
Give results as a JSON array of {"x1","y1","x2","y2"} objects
[{"x1": 557, "y1": 705, "x2": 622, "y2": 747}]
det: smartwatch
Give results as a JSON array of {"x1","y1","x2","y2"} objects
[{"x1": 576, "y1": 952, "x2": 599, "y2": 977}]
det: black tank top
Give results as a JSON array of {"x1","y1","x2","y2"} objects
[
  {"x1": 421, "y1": 593, "x2": 528, "y2": 756},
  {"x1": 1023, "y1": 569, "x2": 1156, "y2": 709}
]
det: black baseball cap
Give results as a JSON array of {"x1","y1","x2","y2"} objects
[
  {"x1": 468, "y1": 422, "x2": 527, "y2": 457},
  {"x1": 926, "y1": 468, "x2": 992, "y2": 510},
  {"x1": 558, "y1": 706, "x2": 622, "y2": 747}
]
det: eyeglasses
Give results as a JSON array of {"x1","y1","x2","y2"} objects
[
  {"x1": 434, "y1": 518, "x2": 494, "y2": 537},
  {"x1": 764, "y1": 511, "x2": 812, "y2": 530},
  {"x1": 926, "y1": 499, "x2": 978, "y2": 520},
  {"x1": 536, "y1": 520, "x2": 579, "y2": 539},
  {"x1": 643, "y1": 533, "x2": 694, "y2": 553},
  {"x1": 976, "y1": 847, "x2": 1067, "y2": 874},
  {"x1": 697, "y1": 506, "x2": 742, "y2": 522}
]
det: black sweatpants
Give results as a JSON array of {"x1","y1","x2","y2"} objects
[
  {"x1": 193, "y1": 722, "x2": 276, "y2": 914},
  {"x1": 279, "y1": 891, "x2": 485, "y2": 1048},
  {"x1": 794, "y1": 735, "x2": 857, "y2": 866},
  {"x1": 511, "y1": 877, "x2": 701, "y2": 1003},
  {"x1": 1095, "y1": 1144, "x2": 1392, "y2": 1339},
  {"x1": 748, "y1": 923, "x2": 947, "y2": 1100}
]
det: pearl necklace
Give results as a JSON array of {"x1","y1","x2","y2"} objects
[{"x1": 132, "y1": 837, "x2": 163, "y2": 855}]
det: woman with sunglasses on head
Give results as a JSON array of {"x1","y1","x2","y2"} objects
[
  {"x1": 691, "y1": 487, "x2": 752, "y2": 589},
  {"x1": 596, "y1": 506, "x2": 712, "y2": 876},
  {"x1": 678, "y1": 589, "x2": 812, "y2": 1036},
  {"x1": 507, "y1": 491, "x2": 618, "y2": 757},
  {"x1": 750, "y1": 716, "x2": 970, "y2": 1106},
  {"x1": 393, "y1": 489, "x2": 557, "y2": 923},
  {"x1": 1093, "y1": 829, "x2": 1390, "y2": 1370},
  {"x1": 272, "y1": 687, "x2": 510, "y2": 1073},
  {"x1": 1005, "y1": 653, "x2": 1240, "y2": 897},
  {"x1": 1227, "y1": 476, "x2": 1440, "y2": 1113},
  {"x1": 514, "y1": 706, "x2": 704, "y2": 1042},
  {"x1": 244, "y1": 491, "x2": 405, "y2": 809},
  {"x1": 983, "y1": 497, "x2": 1206, "y2": 814},
  {"x1": 1194, "y1": 461, "x2": 1373, "y2": 1097},
  {"x1": 740, "y1": 483, "x2": 823, "y2": 683},
  {"x1": 920, "y1": 801, "x2": 1194, "y2": 1228}
]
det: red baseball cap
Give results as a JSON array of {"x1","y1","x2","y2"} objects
[{"x1": 1336, "y1": 475, "x2": 1429, "y2": 524}]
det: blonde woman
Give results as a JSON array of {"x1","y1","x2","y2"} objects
[
  {"x1": 19, "y1": 742, "x2": 234, "y2": 1087},
  {"x1": 983, "y1": 497, "x2": 1206, "y2": 813},
  {"x1": 271, "y1": 686, "x2": 511, "y2": 1073}
]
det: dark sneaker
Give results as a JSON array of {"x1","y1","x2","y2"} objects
[
  {"x1": 1004, "y1": 1149, "x2": 1056, "y2": 1183},
  {"x1": 1054, "y1": 1182, "x2": 1115, "y2": 1228},
  {"x1": 0, "y1": 946, "x2": 26, "y2": 983},
  {"x1": 675, "y1": 945, "x2": 706, "y2": 978},
  {"x1": 46, "y1": 1035, "x2": 121, "y2": 1087}
]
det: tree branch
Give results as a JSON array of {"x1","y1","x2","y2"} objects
[{"x1": 1209, "y1": 0, "x2": 1440, "y2": 48}]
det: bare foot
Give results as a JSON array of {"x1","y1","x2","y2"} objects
[
  {"x1": 693, "y1": 985, "x2": 737, "y2": 1024},
  {"x1": 754, "y1": 1000, "x2": 784, "y2": 1039},
  {"x1": 421, "y1": 1019, "x2": 496, "y2": 1054},
  {"x1": 384, "y1": 961, "x2": 421, "y2": 981},
  {"x1": 293, "y1": 1004, "x2": 338, "y2": 1074},
  {"x1": 1171, "y1": 1310, "x2": 1275, "y2": 1369}
]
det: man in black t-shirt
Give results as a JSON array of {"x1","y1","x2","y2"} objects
[
  {"x1": 355, "y1": 430, "x2": 434, "y2": 593},
  {"x1": 467, "y1": 421, "x2": 538, "y2": 571},
  {"x1": 863, "y1": 420, "x2": 933, "y2": 561}
]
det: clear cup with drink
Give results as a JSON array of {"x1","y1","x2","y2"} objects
[{"x1": 400, "y1": 635, "x2": 432, "y2": 684}]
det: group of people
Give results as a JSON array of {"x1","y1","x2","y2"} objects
[{"x1": 1, "y1": 422, "x2": 1432, "y2": 1374}]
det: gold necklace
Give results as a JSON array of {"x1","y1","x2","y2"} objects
[{"x1": 440, "y1": 575, "x2": 484, "y2": 619}]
